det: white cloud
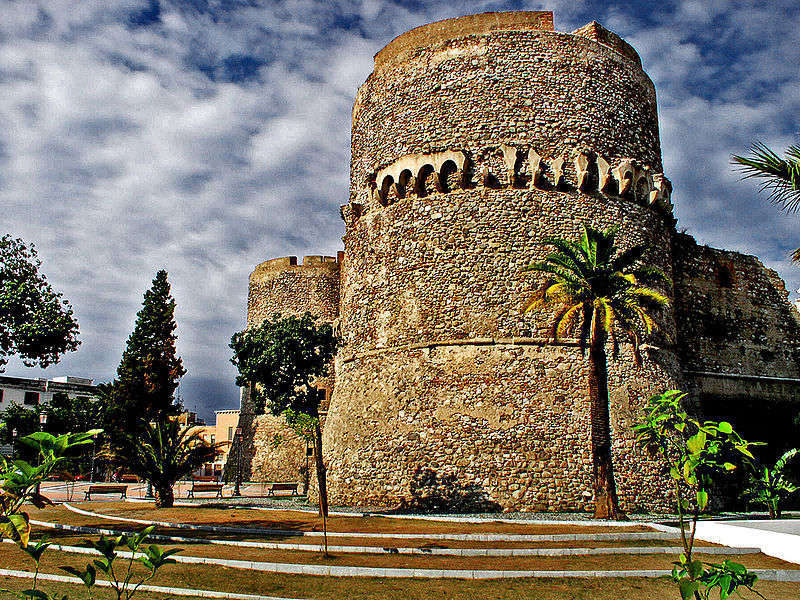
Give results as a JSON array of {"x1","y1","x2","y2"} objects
[{"x1": 0, "y1": 0, "x2": 798, "y2": 418}]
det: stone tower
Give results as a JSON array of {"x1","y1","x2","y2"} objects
[
  {"x1": 238, "y1": 254, "x2": 341, "y2": 482},
  {"x1": 324, "y1": 11, "x2": 681, "y2": 512}
]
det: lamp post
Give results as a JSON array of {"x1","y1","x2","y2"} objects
[
  {"x1": 35, "y1": 411, "x2": 47, "y2": 494},
  {"x1": 233, "y1": 425, "x2": 243, "y2": 497},
  {"x1": 11, "y1": 428, "x2": 17, "y2": 461},
  {"x1": 90, "y1": 434, "x2": 97, "y2": 483}
]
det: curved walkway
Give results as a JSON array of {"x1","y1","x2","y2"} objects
[
  {"x1": 6, "y1": 539, "x2": 800, "y2": 582},
  {"x1": 29, "y1": 508, "x2": 796, "y2": 581},
  {"x1": 30, "y1": 517, "x2": 758, "y2": 557},
  {"x1": 61, "y1": 503, "x2": 677, "y2": 543}
]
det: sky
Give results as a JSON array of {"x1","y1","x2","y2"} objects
[{"x1": 0, "y1": 0, "x2": 798, "y2": 422}]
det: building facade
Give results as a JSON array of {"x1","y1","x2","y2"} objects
[
  {"x1": 0, "y1": 375, "x2": 97, "y2": 411},
  {"x1": 243, "y1": 12, "x2": 800, "y2": 512}
]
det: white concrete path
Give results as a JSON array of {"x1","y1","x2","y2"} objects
[{"x1": 695, "y1": 520, "x2": 800, "y2": 565}]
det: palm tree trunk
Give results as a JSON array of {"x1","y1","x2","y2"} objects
[
  {"x1": 587, "y1": 313, "x2": 624, "y2": 520},
  {"x1": 154, "y1": 484, "x2": 174, "y2": 509},
  {"x1": 314, "y1": 422, "x2": 329, "y2": 518}
]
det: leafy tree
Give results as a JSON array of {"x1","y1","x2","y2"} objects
[
  {"x1": 523, "y1": 224, "x2": 670, "y2": 519},
  {"x1": 0, "y1": 403, "x2": 40, "y2": 463},
  {"x1": 0, "y1": 429, "x2": 180, "y2": 600},
  {"x1": 634, "y1": 390, "x2": 760, "y2": 600},
  {"x1": 732, "y1": 143, "x2": 800, "y2": 261},
  {"x1": 742, "y1": 448, "x2": 799, "y2": 519},
  {"x1": 109, "y1": 419, "x2": 221, "y2": 508},
  {"x1": 230, "y1": 313, "x2": 337, "y2": 517},
  {"x1": 0, "y1": 235, "x2": 79, "y2": 370}
]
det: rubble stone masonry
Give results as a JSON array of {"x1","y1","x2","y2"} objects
[{"x1": 243, "y1": 11, "x2": 800, "y2": 511}]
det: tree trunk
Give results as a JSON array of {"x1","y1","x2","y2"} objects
[
  {"x1": 587, "y1": 312, "x2": 624, "y2": 520},
  {"x1": 314, "y1": 422, "x2": 329, "y2": 518},
  {"x1": 154, "y1": 484, "x2": 174, "y2": 509}
]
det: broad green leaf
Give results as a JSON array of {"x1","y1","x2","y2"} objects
[{"x1": 718, "y1": 421, "x2": 733, "y2": 434}]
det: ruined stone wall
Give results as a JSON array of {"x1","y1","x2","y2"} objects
[
  {"x1": 237, "y1": 254, "x2": 341, "y2": 482},
  {"x1": 326, "y1": 12, "x2": 681, "y2": 512},
  {"x1": 672, "y1": 233, "x2": 800, "y2": 465}
]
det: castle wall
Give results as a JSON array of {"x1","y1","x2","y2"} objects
[
  {"x1": 326, "y1": 12, "x2": 681, "y2": 512},
  {"x1": 672, "y1": 233, "x2": 800, "y2": 463},
  {"x1": 235, "y1": 255, "x2": 341, "y2": 483}
]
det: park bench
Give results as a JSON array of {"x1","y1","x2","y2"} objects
[
  {"x1": 84, "y1": 484, "x2": 128, "y2": 501},
  {"x1": 120, "y1": 474, "x2": 138, "y2": 483},
  {"x1": 267, "y1": 482, "x2": 299, "y2": 497},
  {"x1": 187, "y1": 482, "x2": 223, "y2": 498}
]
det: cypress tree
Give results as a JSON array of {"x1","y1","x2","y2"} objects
[{"x1": 106, "y1": 270, "x2": 185, "y2": 435}]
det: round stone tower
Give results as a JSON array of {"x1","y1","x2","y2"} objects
[
  {"x1": 325, "y1": 11, "x2": 681, "y2": 512},
  {"x1": 238, "y1": 254, "x2": 341, "y2": 483}
]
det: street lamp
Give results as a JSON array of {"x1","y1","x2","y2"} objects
[
  {"x1": 11, "y1": 428, "x2": 17, "y2": 460},
  {"x1": 90, "y1": 433, "x2": 97, "y2": 483},
  {"x1": 35, "y1": 412, "x2": 48, "y2": 494},
  {"x1": 233, "y1": 425, "x2": 243, "y2": 497}
]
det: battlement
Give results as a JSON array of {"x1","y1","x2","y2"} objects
[
  {"x1": 372, "y1": 12, "x2": 644, "y2": 75},
  {"x1": 375, "y1": 11, "x2": 554, "y2": 69},
  {"x1": 250, "y1": 253, "x2": 343, "y2": 281}
]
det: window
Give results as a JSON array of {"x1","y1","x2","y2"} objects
[
  {"x1": 715, "y1": 262, "x2": 734, "y2": 288},
  {"x1": 0, "y1": 390, "x2": 4, "y2": 403},
  {"x1": 24, "y1": 391, "x2": 39, "y2": 406},
  {"x1": 210, "y1": 435, "x2": 215, "y2": 444},
  {"x1": 227, "y1": 426, "x2": 233, "y2": 441}
]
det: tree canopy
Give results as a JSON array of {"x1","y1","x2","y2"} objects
[
  {"x1": 0, "y1": 235, "x2": 79, "y2": 370},
  {"x1": 229, "y1": 313, "x2": 337, "y2": 417}
]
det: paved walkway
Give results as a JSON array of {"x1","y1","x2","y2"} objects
[{"x1": 695, "y1": 519, "x2": 800, "y2": 565}]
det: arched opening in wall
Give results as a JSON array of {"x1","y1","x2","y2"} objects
[
  {"x1": 619, "y1": 171, "x2": 634, "y2": 197},
  {"x1": 635, "y1": 177, "x2": 651, "y2": 206},
  {"x1": 380, "y1": 175, "x2": 395, "y2": 206},
  {"x1": 715, "y1": 263, "x2": 734, "y2": 288},
  {"x1": 511, "y1": 151, "x2": 527, "y2": 188},
  {"x1": 439, "y1": 160, "x2": 460, "y2": 192},
  {"x1": 582, "y1": 157, "x2": 599, "y2": 192},
  {"x1": 415, "y1": 164, "x2": 438, "y2": 198},
  {"x1": 397, "y1": 169, "x2": 413, "y2": 199}
]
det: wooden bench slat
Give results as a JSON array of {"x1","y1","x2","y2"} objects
[
  {"x1": 187, "y1": 482, "x2": 223, "y2": 499},
  {"x1": 267, "y1": 482, "x2": 299, "y2": 497},
  {"x1": 85, "y1": 485, "x2": 128, "y2": 501}
]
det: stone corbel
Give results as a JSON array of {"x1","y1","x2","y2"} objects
[
  {"x1": 550, "y1": 156, "x2": 566, "y2": 188},
  {"x1": 574, "y1": 150, "x2": 592, "y2": 191},
  {"x1": 596, "y1": 155, "x2": 613, "y2": 193},
  {"x1": 614, "y1": 159, "x2": 636, "y2": 196},
  {"x1": 500, "y1": 144, "x2": 518, "y2": 187},
  {"x1": 652, "y1": 173, "x2": 673, "y2": 211},
  {"x1": 528, "y1": 148, "x2": 544, "y2": 189}
]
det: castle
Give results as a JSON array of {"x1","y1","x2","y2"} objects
[{"x1": 237, "y1": 12, "x2": 800, "y2": 513}]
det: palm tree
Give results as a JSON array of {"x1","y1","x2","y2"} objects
[
  {"x1": 113, "y1": 419, "x2": 222, "y2": 508},
  {"x1": 523, "y1": 224, "x2": 671, "y2": 519},
  {"x1": 742, "y1": 448, "x2": 799, "y2": 519},
  {"x1": 732, "y1": 143, "x2": 800, "y2": 261}
]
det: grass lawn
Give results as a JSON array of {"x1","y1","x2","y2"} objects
[{"x1": 8, "y1": 502, "x2": 798, "y2": 600}]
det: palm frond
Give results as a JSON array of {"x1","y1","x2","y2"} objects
[
  {"x1": 611, "y1": 244, "x2": 646, "y2": 272},
  {"x1": 626, "y1": 287, "x2": 670, "y2": 307},
  {"x1": 732, "y1": 142, "x2": 800, "y2": 212},
  {"x1": 774, "y1": 448, "x2": 799, "y2": 472},
  {"x1": 554, "y1": 303, "x2": 583, "y2": 340}
]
